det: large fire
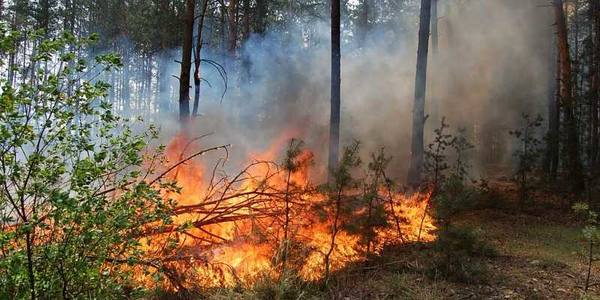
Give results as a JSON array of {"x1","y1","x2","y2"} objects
[{"x1": 134, "y1": 133, "x2": 436, "y2": 290}]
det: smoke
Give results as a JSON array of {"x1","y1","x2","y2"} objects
[{"x1": 152, "y1": 0, "x2": 555, "y2": 181}]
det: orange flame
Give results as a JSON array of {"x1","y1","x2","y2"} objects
[{"x1": 134, "y1": 133, "x2": 436, "y2": 289}]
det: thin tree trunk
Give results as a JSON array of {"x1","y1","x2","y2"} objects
[
  {"x1": 408, "y1": 0, "x2": 432, "y2": 186},
  {"x1": 544, "y1": 35, "x2": 560, "y2": 180},
  {"x1": 256, "y1": 0, "x2": 266, "y2": 34},
  {"x1": 554, "y1": 0, "x2": 584, "y2": 193},
  {"x1": 357, "y1": 0, "x2": 370, "y2": 45},
  {"x1": 228, "y1": 0, "x2": 238, "y2": 55},
  {"x1": 591, "y1": 0, "x2": 599, "y2": 168},
  {"x1": 280, "y1": 170, "x2": 292, "y2": 277},
  {"x1": 324, "y1": 186, "x2": 343, "y2": 282},
  {"x1": 122, "y1": 47, "x2": 131, "y2": 116},
  {"x1": 158, "y1": 50, "x2": 170, "y2": 114},
  {"x1": 179, "y1": 0, "x2": 196, "y2": 124},
  {"x1": 240, "y1": 0, "x2": 252, "y2": 82},
  {"x1": 430, "y1": 0, "x2": 439, "y2": 126},
  {"x1": 193, "y1": 0, "x2": 209, "y2": 117},
  {"x1": 243, "y1": 0, "x2": 250, "y2": 40},
  {"x1": 220, "y1": 2, "x2": 226, "y2": 52},
  {"x1": 328, "y1": 0, "x2": 341, "y2": 179}
]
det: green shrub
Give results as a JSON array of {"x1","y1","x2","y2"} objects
[
  {"x1": 0, "y1": 28, "x2": 175, "y2": 298},
  {"x1": 428, "y1": 225, "x2": 496, "y2": 284}
]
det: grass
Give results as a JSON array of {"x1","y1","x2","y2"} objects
[{"x1": 459, "y1": 209, "x2": 587, "y2": 267}]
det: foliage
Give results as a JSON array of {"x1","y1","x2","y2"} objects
[
  {"x1": 509, "y1": 113, "x2": 543, "y2": 204},
  {"x1": 353, "y1": 148, "x2": 391, "y2": 258},
  {"x1": 573, "y1": 202, "x2": 600, "y2": 293},
  {"x1": 433, "y1": 176, "x2": 478, "y2": 227},
  {"x1": 449, "y1": 128, "x2": 474, "y2": 181},
  {"x1": 278, "y1": 138, "x2": 313, "y2": 278},
  {"x1": 424, "y1": 118, "x2": 478, "y2": 225},
  {"x1": 424, "y1": 118, "x2": 452, "y2": 186},
  {"x1": 319, "y1": 140, "x2": 362, "y2": 282},
  {"x1": 0, "y1": 27, "x2": 175, "y2": 299},
  {"x1": 422, "y1": 118, "x2": 495, "y2": 284},
  {"x1": 428, "y1": 225, "x2": 496, "y2": 284}
]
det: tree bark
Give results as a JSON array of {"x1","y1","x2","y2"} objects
[
  {"x1": 357, "y1": 0, "x2": 370, "y2": 45},
  {"x1": 241, "y1": 0, "x2": 252, "y2": 82},
  {"x1": 158, "y1": 50, "x2": 170, "y2": 114},
  {"x1": 243, "y1": 0, "x2": 250, "y2": 40},
  {"x1": 256, "y1": 0, "x2": 267, "y2": 34},
  {"x1": 228, "y1": 0, "x2": 238, "y2": 55},
  {"x1": 328, "y1": 0, "x2": 341, "y2": 178},
  {"x1": 430, "y1": 0, "x2": 439, "y2": 126},
  {"x1": 122, "y1": 47, "x2": 131, "y2": 116},
  {"x1": 179, "y1": 0, "x2": 196, "y2": 124},
  {"x1": 554, "y1": 0, "x2": 584, "y2": 193},
  {"x1": 590, "y1": 0, "x2": 599, "y2": 168},
  {"x1": 192, "y1": 0, "x2": 209, "y2": 117},
  {"x1": 544, "y1": 35, "x2": 560, "y2": 180},
  {"x1": 407, "y1": 0, "x2": 432, "y2": 186}
]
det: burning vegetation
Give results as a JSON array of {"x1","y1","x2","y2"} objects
[
  {"x1": 4, "y1": 0, "x2": 600, "y2": 298},
  {"x1": 132, "y1": 134, "x2": 435, "y2": 290}
]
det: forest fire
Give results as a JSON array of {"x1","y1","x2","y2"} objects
[{"x1": 133, "y1": 134, "x2": 436, "y2": 290}]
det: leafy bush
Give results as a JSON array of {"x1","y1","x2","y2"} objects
[{"x1": 0, "y1": 28, "x2": 175, "y2": 298}]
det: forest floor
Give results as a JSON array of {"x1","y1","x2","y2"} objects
[
  {"x1": 204, "y1": 179, "x2": 599, "y2": 300},
  {"x1": 320, "y1": 181, "x2": 600, "y2": 300}
]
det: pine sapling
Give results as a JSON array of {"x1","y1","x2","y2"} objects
[
  {"x1": 323, "y1": 141, "x2": 361, "y2": 283},
  {"x1": 509, "y1": 114, "x2": 543, "y2": 204}
]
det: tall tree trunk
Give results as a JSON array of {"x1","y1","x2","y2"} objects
[
  {"x1": 429, "y1": 0, "x2": 439, "y2": 126},
  {"x1": 544, "y1": 35, "x2": 560, "y2": 181},
  {"x1": 122, "y1": 47, "x2": 131, "y2": 116},
  {"x1": 357, "y1": 0, "x2": 370, "y2": 45},
  {"x1": 158, "y1": 50, "x2": 171, "y2": 114},
  {"x1": 228, "y1": 0, "x2": 238, "y2": 55},
  {"x1": 407, "y1": 0, "x2": 432, "y2": 186},
  {"x1": 220, "y1": 2, "x2": 226, "y2": 52},
  {"x1": 256, "y1": 0, "x2": 266, "y2": 34},
  {"x1": 158, "y1": 0, "x2": 171, "y2": 115},
  {"x1": 193, "y1": 0, "x2": 209, "y2": 117},
  {"x1": 328, "y1": 0, "x2": 341, "y2": 178},
  {"x1": 591, "y1": 0, "x2": 599, "y2": 168},
  {"x1": 179, "y1": 0, "x2": 196, "y2": 124},
  {"x1": 243, "y1": 0, "x2": 250, "y2": 40},
  {"x1": 38, "y1": 0, "x2": 50, "y2": 32},
  {"x1": 240, "y1": 0, "x2": 252, "y2": 82},
  {"x1": 554, "y1": 0, "x2": 584, "y2": 193}
]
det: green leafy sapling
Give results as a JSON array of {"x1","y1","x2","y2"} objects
[{"x1": 0, "y1": 27, "x2": 175, "y2": 299}]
